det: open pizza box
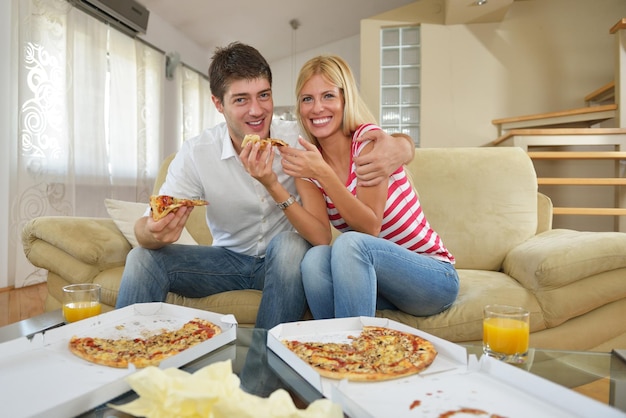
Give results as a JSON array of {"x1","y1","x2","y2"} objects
[
  {"x1": 268, "y1": 317, "x2": 624, "y2": 418},
  {"x1": 0, "y1": 302, "x2": 237, "y2": 418}
]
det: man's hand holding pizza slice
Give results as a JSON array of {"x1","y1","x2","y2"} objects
[
  {"x1": 150, "y1": 195, "x2": 208, "y2": 221},
  {"x1": 240, "y1": 134, "x2": 288, "y2": 189},
  {"x1": 134, "y1": 195, "x2": 208, "y2": 249}
]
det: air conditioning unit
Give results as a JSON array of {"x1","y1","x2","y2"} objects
[{"x1": 68, "y1": 0, "x2": 150, "y2": 35}]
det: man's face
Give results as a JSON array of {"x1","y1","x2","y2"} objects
[{"x1": 212, "y1": 77, "x2": 273, "y2": 145}]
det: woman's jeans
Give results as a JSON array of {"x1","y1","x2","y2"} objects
[
  {"x1": 301, "y1": 231, "x2": 459, "y2": 319},
  {"x1": 115, "y1": 231, "x2": 311, "y2": 329}
]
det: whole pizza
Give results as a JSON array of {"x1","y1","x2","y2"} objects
[
  {"x1": 282, "y1": 326, "x2": 437, "y2": 382},
  {"x1": 68, "y1": 317, "x2": 221, "y2": 368}
]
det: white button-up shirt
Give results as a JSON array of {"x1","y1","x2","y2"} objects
[{"x1": 157, "y1": 119, "x2": 301, "y2": 256}]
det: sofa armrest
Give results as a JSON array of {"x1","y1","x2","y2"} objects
[
  {"x1": 502, "y1": 228, "x2": 626, "y2": 291},
  {"x1": 22, "y1": 216, "x2": 131, "y2": 283}
]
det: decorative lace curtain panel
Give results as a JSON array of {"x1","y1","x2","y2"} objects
[{"x1": 13, "y1": 0, "x2": 164, "y2": 288}]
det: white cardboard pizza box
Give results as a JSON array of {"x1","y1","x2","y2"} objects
[
  {"x1": 267, "y1": 316, "x2": 624, "y2": 418},
  {"x1": 0, "y1": 302, "x2": 237, "y2": 418}
]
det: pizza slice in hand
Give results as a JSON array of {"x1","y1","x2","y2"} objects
[
  {"x1": 242, "y1": 134, "x2": 288, "y2": 150},
  {"x1": 149, "y1": 195, "x2": 208, "y2": 221}
]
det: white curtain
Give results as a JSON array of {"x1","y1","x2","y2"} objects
[
  {"x1": 13, "y1": 0, "x2": 164, "y2": 287},
  {"x1": 181, "y1": 65, "x2": 224, "y2": 143}
]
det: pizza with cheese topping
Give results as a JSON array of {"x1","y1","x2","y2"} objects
[
  {"x1": 68, "y1": 318, "x2": 221, "y2": 368},
  {"x1": 149, "y1": 195, "x2": 208, "y2": 221},
  {"x1": 242, "y1": 134, "x2": 288, "y2": 150},
  {"x1": 282, "y1": 326, "x2": 437, "y2": 381}
]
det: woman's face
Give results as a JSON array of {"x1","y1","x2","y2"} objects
[{"x1": 298, "y1": 74, "x2": 344, "y2": 141}]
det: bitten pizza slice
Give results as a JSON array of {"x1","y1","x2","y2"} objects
[
  {"x1": 149, "y1": 195, "x2": 208, "y2": 221},
  {"x1": 242, "y1": 134, "x2": 288, "y2": 150}
]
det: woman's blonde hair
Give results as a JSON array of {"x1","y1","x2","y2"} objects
[{"x1": 295, "y1": 55, "x2": 377, "y2": 146}]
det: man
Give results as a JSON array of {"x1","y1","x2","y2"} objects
[{"x1": 116, "y1": 41, "x2": 414, "y2": 329}]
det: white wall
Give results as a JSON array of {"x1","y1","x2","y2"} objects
[
  {"x1": 361, "y1": 0, "x2": 626, "y2": 148},
  {"x1": 361, "y1": 0, "x2": 626, "y2": 232},
  {"x1": 140, "y1": 13, "x2": 360, "y2": 150},
  {"x1": 421, "y1": 1, "x2": 622, "y2": 148},
  {"x1": 271, "y1": 35, "x2": 361, "y2": 107}
]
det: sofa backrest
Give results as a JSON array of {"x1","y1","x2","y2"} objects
[
  {"x1": 156, "y1": 147, "x2": 542, "y2": 269},
  {"x1": 407, "y1": 147, "x2": 538, "y2": 271}
]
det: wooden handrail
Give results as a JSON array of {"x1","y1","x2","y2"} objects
[
  {"x1": 584, "y1": 81, "x2": 615, "y2": 103},
  {"x1": 528, "y1": 151, "x2": 626, "y2": 159},
  {"x1": 610, "y1": 17, "x2": 626, "y2": 34},
  {"x1": 538, "y1": 178, "x2": 626, "y2": 185},
  {"x1": 553, "y1": 207, "x2": 626, "y2": 216}
]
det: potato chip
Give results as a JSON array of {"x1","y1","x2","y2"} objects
[{"x1": 109, "y1": 360, "x2": 342, "y2": 418}]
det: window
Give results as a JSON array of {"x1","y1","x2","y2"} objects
[{"x1": 380, "y1": 26, "x2": 420, "y2": 147}]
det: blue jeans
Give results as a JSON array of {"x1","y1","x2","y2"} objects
[
  {"x1": 115, "y1": 231, "x2": 311, "y2": 329},
  {"x1": 301, "y1": 231, "x2": 459, "y2": 319}
]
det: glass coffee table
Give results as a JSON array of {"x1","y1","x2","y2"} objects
[{"x1": 1, "y1": 311, "x2": 625, "y2": 416}]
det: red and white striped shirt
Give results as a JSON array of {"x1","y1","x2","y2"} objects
[{"x1": 309, "y1": 123, "x2": 455, "y2": 264}]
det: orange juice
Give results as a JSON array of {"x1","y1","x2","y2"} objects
[
  {"x1": 483, "y1": 317, "x2": 529, "y2": 355},
  {"x1": 63, "y1": 301, "x2": 101, "y2": 323}
]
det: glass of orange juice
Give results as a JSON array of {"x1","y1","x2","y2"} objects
[
  {"x1": 62, "y1": 283, "x2": 102, "y2": 323},
  {"x1": 483, "y1": 304, "x2": 530, "y2": 364}
]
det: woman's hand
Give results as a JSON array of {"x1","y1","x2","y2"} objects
[{"x1": 279, "y1": 137, "x2": 329, "y2": 179}]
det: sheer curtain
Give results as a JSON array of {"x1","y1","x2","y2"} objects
[
  {"x1": 181, "y1": 65, "x2": 224, "y2": 143},
  {"x1": 13, "y1": 0, "x2": 164, "y2": 287}
]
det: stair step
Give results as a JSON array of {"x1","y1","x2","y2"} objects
[
  {"x1": 553, "y1": 207, "x2": 626, "y2": 216},
  {"x1": 492, "y1": 104, "x2": 617, "y2": 133},
  {"x1": 584, "y1": 81, "x2": 615, "y2": 105},
  {"x1": 528, "y1": 151, "x2": 626, "y2": 159},
  {"x1": 538, "y1": 178, "x2": 626, "y2": 185},
  {"x1": 491, "y1": 127, "x2": 626, "y2": 148}
]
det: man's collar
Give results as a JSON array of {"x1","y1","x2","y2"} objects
[{"x1": 221, "y1": 133, "x2": 238, "y2": 160}]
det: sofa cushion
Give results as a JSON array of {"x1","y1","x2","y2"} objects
[
  {"x1": 408, "y1": 147, "x2": 538, "y2": 271},
  {"x1": 377, "y1": 269, "x2": 545, "y2": 342},
  {"x1": 503, "y1": 228, "x2": 626, "y2": 288},
  {"x1": 165, "y1": 290, "x2": 262, "y2": 325},
  {"x1": 104, "y1": 198, "x2": 197, "y2": 247}
]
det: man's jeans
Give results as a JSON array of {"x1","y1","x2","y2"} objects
[
  {"x1": 301, "y1": 231, "x2": 459, "y2": 319},
  {"x1": 116, "y1": 231, "x2": 311, "y2": 329}
]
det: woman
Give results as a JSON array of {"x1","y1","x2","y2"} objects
[{"x1": 278, "y1": 55, "x2": 459, "y2": 319}]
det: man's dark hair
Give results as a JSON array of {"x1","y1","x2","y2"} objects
[{"x1": 208, "y1": 42, "x2": 273, "y2": 103}]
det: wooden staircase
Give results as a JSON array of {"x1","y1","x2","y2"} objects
[{"x1": 489, "y1": 18, "x2": 626, "y2": 232}]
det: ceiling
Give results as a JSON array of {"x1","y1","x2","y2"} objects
[
  {"x1": 138, "y1": 0, "x2": 417, "y2": 62},
  {"x1": 138, "y1": 0, "x2": 517, "y2": 63}
]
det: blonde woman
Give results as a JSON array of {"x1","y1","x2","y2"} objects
[{"x1": 277, "y1": 55, "x2": 459, "y2": 319}]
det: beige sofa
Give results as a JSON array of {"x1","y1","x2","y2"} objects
[{"x1": 22, "y1": 147, "x2": 626, "y2": 351}]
